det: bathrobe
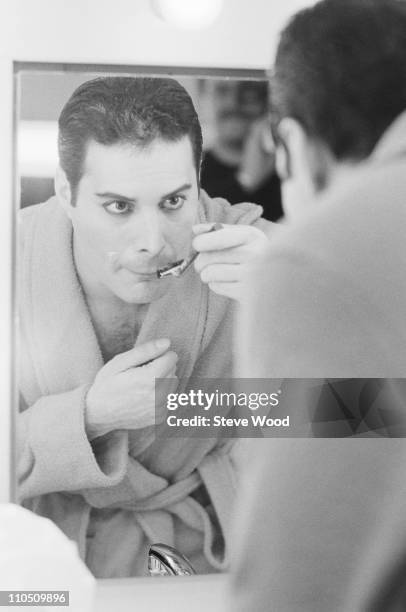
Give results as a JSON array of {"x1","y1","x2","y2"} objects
[
  {"x1": 17, "y1": 190, "x2": 269, "y2": 578},
  {"x1": 231, "y1": 112, "x2": 406, "y2": 610}
]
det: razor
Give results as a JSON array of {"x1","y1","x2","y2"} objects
[{"x1": 157, "y1": 223, "x2": 223, "y2": 279}]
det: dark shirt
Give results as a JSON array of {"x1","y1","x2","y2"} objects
[{"x1": 201, "y1": 150, "x2": 283, "y2": 222}]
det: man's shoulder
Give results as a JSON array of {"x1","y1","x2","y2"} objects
[
  {"x1": 18, "y1": 196, "x2": 66, "y2": 257},
  {"x1": 266, "y1": 158, "x2": 405, "y2": 274},
  {"x1": 249, "y1": 157, "x2": 406, "y2": 344},
  {"x1": 19, "y1": 196, "x2": 59, "y2": 226}
]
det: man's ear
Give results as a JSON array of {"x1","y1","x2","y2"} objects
[
  {"x1": 275, "y1": 118, "x2": 309, "y2": 182},
  {"x1": 55, "y1": 166, "x2": 73, "y2": 218},
  {"x1": 276, "y1": 117, "x2": 332, "y2": 191},
  {"x1": 197, "y1": 161, "x2": 202, "y2": 197}
]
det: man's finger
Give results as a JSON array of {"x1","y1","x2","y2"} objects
[
  {"x1": 207, "y1": 282, "x2": 236, "y2": 299},
  {"x1": 192, "y1": 225, "x2": 261, "y2": 252},
  {"x1": 200, "y1": 264, "x2": 240, "y2": 284},
  {"x1": 192, "y1": 222, "x2": 223, "y2": 236},
  {"x1": 142, "y1": 350, "x2": 178, "y2": 378},
  {"x1": 120, "y1": 351, "x2": 178, "y2": 388},
  {"x1": 194, "y1": 249, "x2": 244, "y2": 273},
  {"x1": 106, "y1": 338, "x2": 171, "y2": 374}
]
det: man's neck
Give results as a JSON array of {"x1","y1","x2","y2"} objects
[
  {"x1": 72, "y1": 233, "x2": 115, "y2": 304},
  {"x1": 76, "y1": 267, "x2": 148, "y2": 364}
]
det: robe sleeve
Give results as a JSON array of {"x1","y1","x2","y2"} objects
[{"x1": 17, "y1": 385, "x2": 128, "y2": 500}]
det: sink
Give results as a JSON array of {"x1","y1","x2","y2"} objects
[{"x1": 95, "y1": 573, "x2": 227, "y2": 612}]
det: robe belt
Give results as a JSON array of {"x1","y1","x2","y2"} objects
[{"x1": 86, "y1": 470, "x2": 202, "y2": 512}]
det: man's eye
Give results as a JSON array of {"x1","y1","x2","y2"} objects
[
  {"x1": 162, "y1": 195, "x2": 185, "y2": 210},
  {"x1": 104, "y1": 201, "x2": 131, "y2": 215}
]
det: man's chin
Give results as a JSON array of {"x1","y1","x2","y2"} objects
[{"x1": 116, "y1": 279, "x2": 170, "y2": 304}]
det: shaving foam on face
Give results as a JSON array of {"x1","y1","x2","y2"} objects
[
  {"x1": 106, "y1": 250, "x2": 121, "y2": 269},
  {"x1": 106, "y1": 245, "x2": 144, "y2": 269}
]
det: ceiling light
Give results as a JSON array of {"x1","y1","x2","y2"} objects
[{"x1": 151, "y1": 0, "x2": 224, "y2": 30}]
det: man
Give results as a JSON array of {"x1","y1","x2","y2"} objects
[
  {"x1": 17, "y1": 76, "x2": 271, "y2": 577},
  {"x1": 201, "y1": 109, "x2": 283, "y2": 222},
  {"x1": 230, "y1": 0, "x2": 406, "y2": 610}
]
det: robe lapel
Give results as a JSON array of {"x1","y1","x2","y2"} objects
[
  {"x1": 135, "y1": 267, "x2": 208, "y2": 385},
  {"x1": 20, "y1": 198, "x2": 103, "y2": 400}
]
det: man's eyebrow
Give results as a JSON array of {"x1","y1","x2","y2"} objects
[
  {"x1": 160, "y1": 183, "x2": 192, "y2": 200},
  {"x1": 95, "y1": 183, "x2": 193, "y2": 203},
  {"x1": 95, "y1": 192, "x2": 136, "y2": 202}
]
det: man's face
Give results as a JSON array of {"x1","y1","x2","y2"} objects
[{"x1": 66, "y1": 136, "x2": 200, "y2": 304}]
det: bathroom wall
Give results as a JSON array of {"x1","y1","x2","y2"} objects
[{"x1": 1, "y1": 0, "x2": 311, "y2": 69}]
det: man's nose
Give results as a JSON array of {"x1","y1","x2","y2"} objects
[{"x1": 128, "y1": 210, "x2": 166, "y2": 258}]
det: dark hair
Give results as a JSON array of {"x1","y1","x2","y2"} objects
[
  {"x1": 58, "y1": 76, "x2": 203, "y2": 202},
  {"x1": 271, "y1": 0, "x2": 406, "y2": 160}
]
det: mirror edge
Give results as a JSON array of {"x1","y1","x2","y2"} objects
[{"x1": 0, "y1": 56, "x2": 16, "y2": 504}]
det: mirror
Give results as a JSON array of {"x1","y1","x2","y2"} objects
[{"x1": 15, "y1": 64, "x2": 279, "y2": 580}]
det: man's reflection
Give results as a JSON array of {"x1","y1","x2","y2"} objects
[{"x1": 17, "y1": 76, "x2": 272, "y2": 577}]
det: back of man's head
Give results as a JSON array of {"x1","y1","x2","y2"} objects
[
  {"x1": 58, "y1": 76, "x2": 203, "y2": 203},
  {"x1": 271, "y1": 0, "x2": 406, "y2": 161}
]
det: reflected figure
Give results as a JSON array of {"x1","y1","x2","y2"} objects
[
  {"x1": 201, "y1": 83, "x2": 283, "y2": 222},
  {"x1": 17, "y1": 76, "x2": 272, "y2": 578}
]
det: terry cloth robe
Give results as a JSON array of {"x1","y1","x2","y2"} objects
[{"x1": 17, "y1": 189, "x2": 270, "y2": 578}]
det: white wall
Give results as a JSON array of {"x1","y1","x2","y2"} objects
[{"x1": 1, "y1": 0, "x2": 313, "y2": 68}]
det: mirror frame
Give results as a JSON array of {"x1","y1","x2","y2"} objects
[{"x1": 0, "y1": 56, "x2": 16, "y2": 504}]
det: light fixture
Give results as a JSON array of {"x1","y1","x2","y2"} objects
[{"x1": 151, "y1": 0, "x2": 224, "y2": 30}]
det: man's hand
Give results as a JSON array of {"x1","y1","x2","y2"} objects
[
  {"x1": 237, "y1": 117, "x2": 276, "y2": 192},
  {"x1": 85, "y1": 338, "x2": 178, "y2": 440},
  {"x1": 192, "y1": 223, "x2": 270, "y2": 302}
]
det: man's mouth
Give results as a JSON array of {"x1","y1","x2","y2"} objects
[
  {"x1": 124, "y1": 269, "x2": 159, "y2": 279},
  {"x1": 126, "y1": 259, "x2": 188, "y2": 279},
  {"x1": 157, "y1": 259, "x2": 190, "y2": 279},
  {"x1": 156, "y1": 223, "x2": 223, "y2": 279}
]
